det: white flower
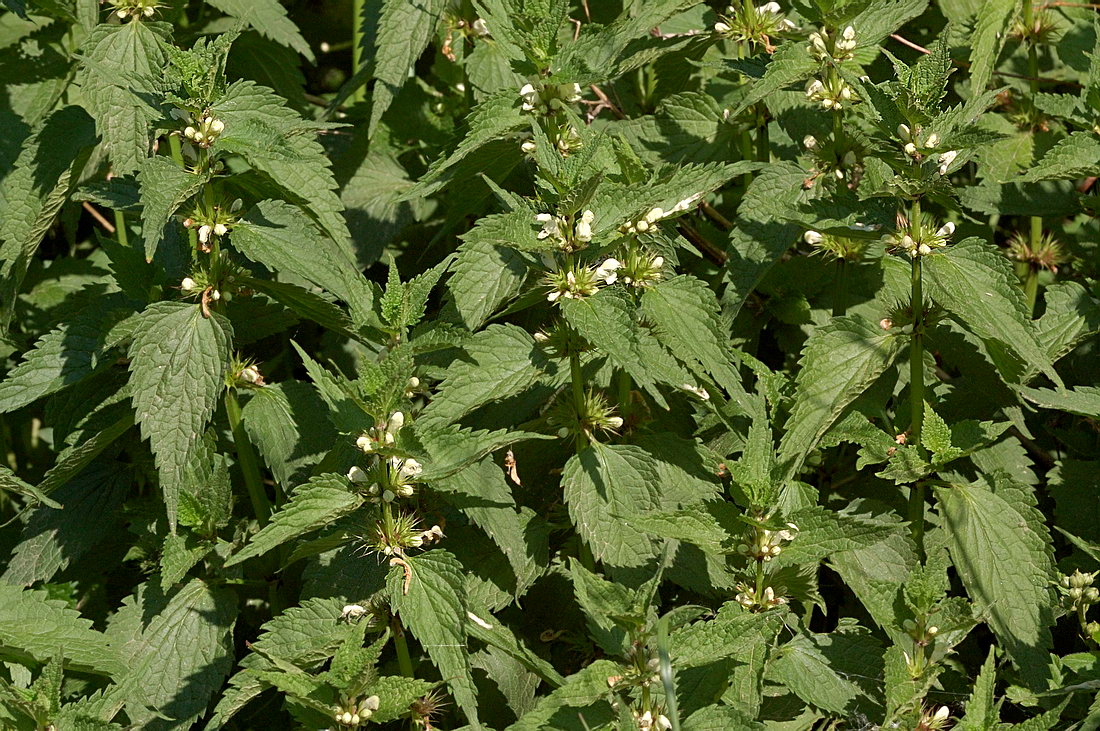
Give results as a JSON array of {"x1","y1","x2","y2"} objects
[
  {"x1": 184, "y1": 126, "x2": 196, "y2": 139},
  {"x1": 606, "y1": 416, "x2": 624, "y2": 429},
  {"x1": 803, "y1": 134, "x2": 818, "y2": 150},
  {"x1": 399, "y1": 457, "x2": 423, "y2": 478},
  {"x1": 714, "y1": 21, "x2": 731, "y2": 33},
  {"x1": 670, "y1": 192, "x2": 703, "y2": 213},
  {"x1": 565, "y1": 83, "x2": 583, "y2": 102},
  {"x1": 143, "y1": 5, "x2": 154, "y2": 16},
  {"x1": 386, "y1": 411, "x2": 405, "y2": 436},
  {"x1": 904, "y1": 142, "x2": 918, "y2": 156},
  {"x1": 181, "y1": 277, "x2": 196, "y2": 291},
  {"x1": 803, "y1": 230, "x2": 823, "y2": 245},
  {"x1": 213, "y1": 223, "x2": 228, "y2": 236},
  {"x1": 934, "y1": 706, "x2": 949, "y2": 721},
  {"x1": 779, "y1": 18, "x2": 797, "y2": 30},
  {"x1": 347, "y1": 465, "x2": 369, "y2": 483},
  {"x1": 645, "y1": 207, "x2": 664, "y2": 223},
  {"x1": 116, "y1": 8, "x2": 128, "y2": 18},
  {"x1": 595, "y1": 258, "x2": 622, "y2": 284},
  {"x1": 918, "y1": 243, "x2": 931, "y2": 256},
  {"x1": 472, "y1": 18, "x2": 490, "y2": 36},
  {"x1": 239, "y1": 365, "x2": 262, "y2": 384},
  {"x1": 937, "y1": 149, "x2": 958, "y2": 175},
  {"x1": 757, "y1": 1, "x2": 781, "y2": 14},
  {"x1": 521, "y1": 140, "x2": 536, "y2": 154},
  {"x1": 936, "y1": 221, "x2": 955, "y2": 238},
  {"x1": 547, "y1": 290, "x2": 561, "y2": 302},
  {"x1": 197, "y1": 225, "x2": 211, "y2": 244},
  {"x1": 924, "y1": 132, "x2": 939, "y2": 148},
  {"x1": 519, "y1": 83, "x2": 538, "y2": 111},
  {"x1": 340, "y1": 604, "x2": 367, "y2": 621},
  {"x1": 209, "y1": 118, "x2": 224, "y2": 134},
  {"x1": 842, "y1": 25, "x2": 856, "y2": 40},
  {"x1": 575, "y1": 209, "x2": 594, "y2": 242},
  {"x1": 897, "y1": 123, "x2": 911, "y2": 140},
  {"x1": 805, "y1": 79, "x2": 824, "y2": 98},
  {"x1": 356, "y1": 434, "x2": 373, "y2": 452}
]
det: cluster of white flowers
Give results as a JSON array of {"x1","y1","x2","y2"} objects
[
  {"x1": 619, "y1": 194, "x2": 702, "y2": 235},
  {"x1": 520, "y1": 82, "x2": 582, "y2": 113},
  {"x1": 332, "y1": 695, "x2": 380, "y2": 727},
  {"x1": 636, "y1": 709, "x2": 673, "y2": 731},
  {"x1": 937, "y1": 149, "x2": 958, "y2": 175},
  {"x1": 183, "y1": 113, "x2": 225, "y2": 148},
  {"x1": 895, "y1": 221, "x2": 955, "y2": 258},
  {"x1": 713, "y1": 2, "x2": 796, "y2": 40},
  {"x1": 113, "y1": 1, "x2": 157, "y2": 20},
  {"x1": 355, "y1": 411, "x2": 403, "y2": 452},
  {"x1": 735, "y1": 584, "x2": 788, "y2": 609},
  {"x1": 545, "y1": 266, "x2": 602, "y2": 303},
  {"x1": 536, "y1": 209, "x2": 594, "y2": 250},
  {"x1": 808, "y1": 25, "x2": 856, "y2": 61},
  {"x1": 805, "y1": 77, "x2": 854, "y2": 110}
]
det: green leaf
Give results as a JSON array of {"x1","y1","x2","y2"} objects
[
  {"x1": 366, "y1": 0, "x2": 447, "y2": 138},
  {"x1": 36, "y1": 410, "x2": 134, "y2": 498},
  {"x1": 128, "y1": 302, "x2": 233, "y2": 528},
  {"x1": 77, "y1": 21, "x2": 169, "y2": 175},
  {"x1": 968, "y1": 0, "x2": 1016, "y2": 92},
  {"x1": 114, "y1": 579, "x2": 237, "y2": 729},
  {"x1": 562, "y1": 289, "x2": 692, "y2": 408},
  {"x1": 205, "y1": 0, "x2": 313, "y2": 60},
  {"x1": 562, "y1": 444, "x2": 661, "y2": 568},
  {"x1": 509, "y1": 658, "x2": 619, "y2": 731},
  {"x1": 1017, "y1": 385, "x2": 1100, "y2": 418},
  {"x1": 448, "y1": 237, "x2": 535, "y2": 330},
  {"x1": 767, "y1": 623, "x2": 884, "y2": 717},
  {"x1": 641, "y1": 275, "x2": 743, "y2": 397},
  {"x1": 956, "y1": 647, "x2": 999, "y2": 730},
  {"x1": 160, "y1": 531, "x2": 215, "y2": 591},
  {"x1": 420, "y1": 324, "x2": 557, "y2": 427},
  {"x1": 731, "y1": 41, "x2": 817, "y2": 116},
  {"x1": 777, "y1": 316, "x2": 905, "y2": 480},
  {"x1": 618, "y1": 92, "x2": 741, "y2": 165},
  {"x1": 776, "y1": 506, "x2": 901, "y2": 568},
  {"x1": 670, "y1": 604, "x2": 784, "y2": 668},
  {"x1": 629, "y1": 504, "x2": 736, "y2": 556},
  {"x1": 0, "y1": 583, "x2": 123, "y2": 677},
  {"x1": 211, "y1": 80, "x2": 351, "y2": 250},
  {"x1": 226, "y1": 475, "x2": 363, "y2": 566},
  {"x1": 3, "y1": 463, "x2": 130, "y2": 586},
  {"x1": 411, "y1": 89, "x2": 528, "y2": 196},
  {"x1": 138, "y1": 156, "x2": 208, "y2": 261},
  {"x1": 935, "y1": 480, "x2": 1054, "y2": 686},
  {"x1": 923, "y1": 239, "x2": 1060, "y2": 386},
  {"x1": 1035, "y1": 281, "x2": 1100, "y2": 364},
  {"x1": 241, "y1": 381, "x2": 338, "y2": 489},
  {"x1": 389, "y1": 550, "x2": 481, "y2": 729},
  {"x1": 0, "y1": 106, "x2": 96, "y2": 330},
  {"x1": 232, "y1": 199, "x2": 370, "y2": 323},
  {"x1": 1019, "y1": 132, "x2": 1100, "y2": 182}
]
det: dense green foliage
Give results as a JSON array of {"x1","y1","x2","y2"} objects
[{"x1": 1, "y1": 0, "x2": 1100, "y2": 728}]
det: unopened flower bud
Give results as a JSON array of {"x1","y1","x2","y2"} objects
[
  {"x1": 936, "y1": 222, "x2": 955, "y2": 237},
  {"x1": 714, "y1": 21, "x2": 731, "y2": 33},
  {"x1": 898, "y1": 124, "x2": 911, "y2": 140},
  {"x1": 356, "y1": 435, "x2": 373, "y2": 452},
  {"x1": 181, "y1": 277, "x2": 196, "y2": 291},
  {"x1": 904, "y1": 142, "x2": 917, "y2": 156},
  {"x1": 842, "y1": 25, "x2": 855, "y2": 40},
  {"x1": 143, "y1": 5, "x2": 154, "y2": 16},
  {"x1": 521, "y1": 140, "x2": 536, "y2": 153},
  {"x1": 198, "y1": 225, "x2": 211, "y2": 243},
  {"x1": 934, "y1": 706, "x2": 949, "y2": 721},
  {"x1": 386, "y1": 411, "x2": 404, "y2": 435},
  {"x1": 382, "y1": 489, "x2": 396, "y2": 503},
  {"x1": 213, "y1": 223, "x2": 228, "y2": 236},
  {"x1": 803, "y1": 230, "x2": 823, "y2": 245},
  {"x1": 606, "y1": 416, "x2": 624, "y2": 429},
  {"x1": 347, "y1": 465, "x2": 368, "y2": 483},
  {"x1": 116, "y1": 8, "x2": 128, "y2": 18},
  {"x1": 927, "y1": 625, "x2": 939, "y2": 635},
  {"x1": 803, "y1": 134, "x2": 817, "y2": 150}
]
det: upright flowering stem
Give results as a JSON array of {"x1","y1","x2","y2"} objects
[
  {"x1": 114, "y1": 211, "x2": 129, "y2": 248},
  {"x1": 907, "y1": 197, "x2": 926, "y2": 560},
  {"x1": 1023, "y1": 0, "x2": 1042, "y2": 315},
  {"x1": 391, "y1": 615, "x2": 415, "y2": 677},
  {"x1": 225, "y1": 388, "x2": 271, "y2": 524},
  {"x1": 570, "y1": 351, "x2": 588, "y2": 454}
]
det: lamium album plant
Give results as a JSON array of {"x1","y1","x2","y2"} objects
[{"x1": 1, "y1": 0, "x2": 1099, "y2": 728}]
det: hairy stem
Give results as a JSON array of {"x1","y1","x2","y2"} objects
[
  {"x1": 1024, "y1": 263, "x2": 1040, "y2": 316},
  {"x1": 1024, "y1": 0, "x2": 1044, "y2": 310},
  {"x1": 225, "y1": 389, "x2": 271, "y2": 524},
  {"x1": 113, "y1": 210, "x2": 129, "y2": 248},
  {"x1": 832, "y1": 258, "x2": 848, "y2": 317},
  {"x1": 570, "y1": 350, "x2": 588, "y2": 453}
]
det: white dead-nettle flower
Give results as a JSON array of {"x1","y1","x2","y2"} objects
[
  {"x1": 937, "y1": 149, "x2": 958, "y2": 175},
  {"x1": 347, "y1": 465, "x2": 369, "y2": 483},
  {"x1": 356, "y1": 434, "x2": 373, "y2": 452},
  {"x1": 209, "y1": 118, "x2": 225, "y2": 134},
  {"x1": 564, "y1": 83, "x2": 582, "y2": 102},
  {"x1": 209, "y1": 289, "x2": 221, "y2": 301},
  {"x1": 143, "y1": 5, "x2": 154, "y2": 16},
  {"x1": 934, "y1": 706, "x2": 950, "y2": 721},
  {"x1": 520, "y1": 140, "x2": 537, "y2": 154},
  {"x1": 239, "y1": 365, "x2": 262, "y2": 384},
  {"x1": 714, "y1": 21, "x2": 731, "y2": 33},
  {"x1": 595, "y1": 258, "x2": 622, "y2": 284},
  {"x1": 471, "y1": 18, "x2": 490, "y2": 36},
  {"x1": 606, "y1": 416, "x2": 624, "y2": 429},
  {"x1": 341, "y1": 604, "x2": 367, "y2": 621},
  {"x1": 184, "y1": 126, "x2": 197, "y2": 140},
  {"x1": 805, "y1": 79, "x2": 824, "y2": 98},
  {"x1": 757, "y1": 2, "x2": 781, "y2": 14},
  {"x1": 669, "y1": 192, "x2": 704, "y2": 214},
  {"x1": 213, "y1": 223, "x2": 228, "y2": 236},
  {"x1": 924, "y1": 132, "x2": 939, "y2": 148},
  {"x1": 836, "y1": 25, "x2": 857, "y2": 52},
  {"x1": 396, "y1": 457, "x2": 423, "y2": 479},
  {"x1": 180, "y1": 277, "x2": 197, "y2": 291},
  {"x1": 197, "y1": 225, "x2": 212, "y2": 244},
  {"x1": 803, "y1": 230, "x2": 823, "y2": 245},
  {"x1": 575, "y1": 209, "x2": 594, "y2": 242},
  {"x1": 904, "y1": 142, "x2": 918, "y2": 157},
  {"x1": 520, "y1": 83, "x2": 538, "y2": 111},
  {"x1": 937, "y1": 221, "x2": 956, "y2": 238},
  {"x1": 803, "y1": 134, "x2": 818, "y2": 150},
  {"x1": 386, "y1": 411, "x2": 405, "y2": 438}
]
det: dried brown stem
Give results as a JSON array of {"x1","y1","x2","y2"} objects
[{"x1": 82, "y1": 202, "x2": 116, "y2": 233}]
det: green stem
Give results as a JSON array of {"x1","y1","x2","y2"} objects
[
  {"x1": 168, "y1": 134, "x2": 185, "y2": 166},
  {"x1": 1023, "y1": 0, "x2": 1044, "y2": 306},
  {"x1": 832, "y1": 258, "x2": 847, "y2": 317},
  {"x1": 392, "y1": 616, "x2": 415, "y2": 677},
  {"x1": 113, "y1": 210, "x2": 129, "y2": 248},
  {"x1": 225, "y1": 389, "x2": 271, "y2": 524},
  {"x1": 755, "y1": 107, "x2": 769, "y2": 164},
  {"x1": 352, "y1": 0, "x2": 365, "y2": 103},
  {"x1": 908, "y1": 200, "x2": 926, "y2": 559},
  {"x1": 570, "y1": 350, "x2": 588, "y2": 454},
  {"x1": 1024, "y1": 263, "x2": 1040, "y2": 316},
  {"x1": 617, "y1": 370, "x2": 631, "y2": 424},
  {"x1": 754, "y1": 558, "x2": 765, "y2": 599}
]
